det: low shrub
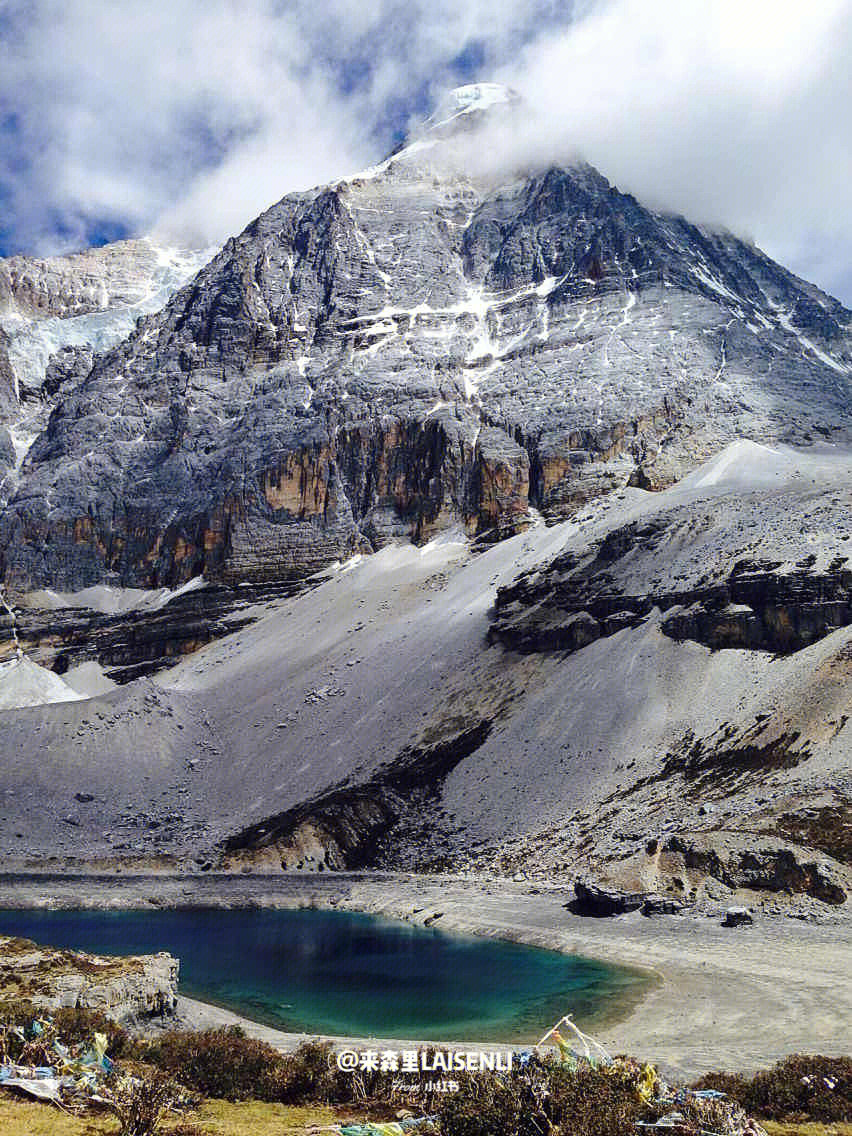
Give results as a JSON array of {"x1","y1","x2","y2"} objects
[
  {"x1": 744, "y1": 1054, "x2": 850, "y2": 1123},
  {"x1": 693, "y1": 1055, "x2": 851, "y2": 1123},
  {"x1": 0, "y1": 999, "x2": 39, "y2": 1061},
  {"x1": 275, "y1": 1040, "x2": 338, "y2": 1104},
  {"x1": 0, "y1": 997, "x2": 39, "y2": 1024},
  {"x1": 270, "y1": 1040, "x2": 417, "y2": 1106},
  {"x1": 691, "y1": 1069, "x2": 751, "y2": 1103},
  {"x1": 144, "y1": 1033, "x2": 434, "y2": 1109},
  {"x1": 51, "y1": 1005, "x2": 135, "y2": 1058},
  {"x1": 436, "y1": 1072, "x2": 534, "y2": 1136},
  {"x1": 437, "y1": 1059, "x2": 648, "y2": 1136},
  {"x1": 143, "y1": 1027, "x2": 286, "y2": 1101},
  {"x1": 0, "y1": 997, "x2": 138, "y2": 1065},
  {"x1": 546, "y1": 1063, "x2": 649, "y2": 1136},
  {"x1": 100, "y1": 1069, "x2": 184, "y2": 1136},
  {"x1": 672, "y1": 1093, "x2": 752, "y2": 1134}
]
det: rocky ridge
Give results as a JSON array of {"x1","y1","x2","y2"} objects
[
  {"x1": 0, "y1": 240, "x2": 172, "y2": 323},
  {"x1": 0, "y1": 575, "x2": 326, "y2": 683},
  {"x1": 490, "y1": 453, "x2": 852, "y2": 656}
]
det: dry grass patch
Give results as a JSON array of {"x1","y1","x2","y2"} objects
[
  {"x1": 0, "y1": 1098, "x2": 340, "y2": 1136},
  {"x1": 762, "y1": 1124, "x2": 852, "y2": 1136},
  {"x1": 189, "y1": 1099, "x2": 350, "y2": 1133},
  {"x1": 0, "y1": 1098, "x2": 118, "y2": 1136}
]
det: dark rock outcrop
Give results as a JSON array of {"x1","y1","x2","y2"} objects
[
  {"x1": 641, "y1": 894, "x2": 684, "y2": 916},
  {"x1": 0, "y1": 425, "x2": 15, "y2": 473},
  {"x1": 662, "y1": 833, "x2": 847, "y2": 905},
  {"x1": 223, "y1": 718, "x2": 493, "y2": 869},
  {"x1": 1, "y1": 576, "x2": 322, "y2": 680},
  {"x1": 660, "y1": 560, "x2": 852, "y2": 652},
  {"x1": 769, "y1": 800, "x2": 852, "y2": 865},
  {"x1": 42, "y1": 345, "x2": 95, "y2": 400},
  {"x1": 571, "y1": 878, "x2": 647, "y2": 916},
  {"x1": 490, "y1": 504, "x2": 851, "y2": 656},
  {"x1": 0, "y1": 326, "x2": 16, "y2": 416}
]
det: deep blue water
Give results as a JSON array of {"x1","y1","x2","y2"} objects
[{"x1": 0, "y1": 907, "x2": 647, "y2": 1041}]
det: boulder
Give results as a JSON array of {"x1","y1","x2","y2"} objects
[
  {"x1": 641, "y1": 894, "x2": 684, "y2": 916},
  {"x1": 722, "y1": 907, "x2": 754, "y2": 928},
  {"x1": 572, "y1": 878, "x2": 646, "y2": 916}
]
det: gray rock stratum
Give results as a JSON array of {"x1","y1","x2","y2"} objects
[
  {"x1": 0, "y1": 87, "x2": 849, "y2": 593},
  {"x1": 0, "y1": 237, "x2": 213, "y2": 513}
]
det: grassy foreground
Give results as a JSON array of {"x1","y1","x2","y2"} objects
[
  {"x1": 0, "y1": 1100, "x2": 850, "y2": 1136},
  {"x1": 0, "y1": 998, "x2": 848, "y2": 1136},
  {"x1": 763, "y1": 1127, "x2": 852, "y2": 1136}
]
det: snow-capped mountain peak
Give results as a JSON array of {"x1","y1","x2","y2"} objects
[{"x1": 429, "y1": 82, "x2": 521, "y2": 128}]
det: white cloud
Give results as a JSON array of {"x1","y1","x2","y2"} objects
[
  {"x1": 0, "y1": 0, "x2": 577, "y2": 250},
  {"x1": 493, "y1": 0, "x2": 852, "y2": 301},
  {"x1": 1, "y1": 0, "x2": 373, "y2": 247},
  {"x1": 1, "y1": 0, "x2": 850, "y2": 303}
]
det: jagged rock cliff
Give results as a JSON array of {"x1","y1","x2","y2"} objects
[
  {"x1": 1, "y1": 91, "x2": 849, "y2": 594},
  {"x1": 0, "y1": 935, "x2": 178, "y2": 1021},
  {"x1": 1, "y1": 575, "x2": 321, "y2": 681}
]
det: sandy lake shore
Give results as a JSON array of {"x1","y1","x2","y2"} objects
[{"x1": 0, "y1": 870, "x2": 848, "y2": 1080}]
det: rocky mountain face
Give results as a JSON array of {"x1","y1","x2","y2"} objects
[
  {"x1": 0, "y1": 237, "x2": 213, "y2": 509},
  {"x1": 0, "y1": 237, "x2": 216, "y2": 665},
  {"x1": 0, "y1": 87, "x2": 849, "y2": 915},
  {"x1": 0, "y1": 89, "x2": 849, "y2": 596},
  {"x1": 0, "y1": 240, "x2": 172, "y2": 323}
]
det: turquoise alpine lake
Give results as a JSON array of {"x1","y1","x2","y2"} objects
[{"x1": 0, "y1": 907, "x2": 649, "y2": 1041}]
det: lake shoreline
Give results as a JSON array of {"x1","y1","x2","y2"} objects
[{"x1": 0, "y1": 870, "x2": 848, "y2": 1079}]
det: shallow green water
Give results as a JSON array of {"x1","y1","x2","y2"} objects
[{"x1": 0, "y1": 907, "x2": 647, "y2": 1041}]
